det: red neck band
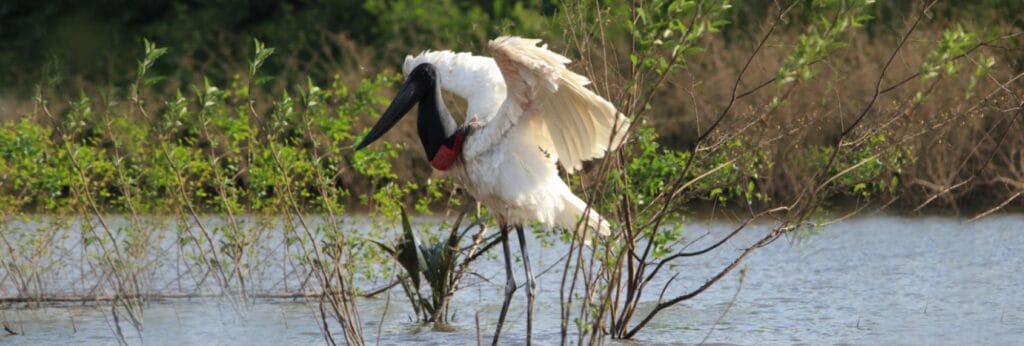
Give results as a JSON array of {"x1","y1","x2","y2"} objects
[{"x1": 429, "y1": 130, "x2": 465, "y2": 171}]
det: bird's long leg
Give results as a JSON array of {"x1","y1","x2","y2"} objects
[
  {"x1": 516, "y1": 225, "x2": 536, "y2": 345},
  {"x1": 492, "y1": 225, "x2": 517, "y2": 345}
]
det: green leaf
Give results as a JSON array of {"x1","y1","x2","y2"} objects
[
  {"x1": 255, "y1": 76, "x2": 275, "y2": 86},
  {"x1": 369, "y1": 239, "x2": 396, "y2": 256},
  {"x1": 144, "y1": 76, "x2": 166, "y2": 86},
  {"x1": 397, "y1": 205, "x2": 426, "y2": 291},
  {"x1": 853, "y1": 182, "x2": 867, "y2": 194}
]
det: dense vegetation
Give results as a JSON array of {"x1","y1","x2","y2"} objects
[
  {"x1": 2, "y1": 1, "x2": 1021, "y2": 215},
  {"x1": 1, "y1": 0, "x2": 1022, "y2": 344}
]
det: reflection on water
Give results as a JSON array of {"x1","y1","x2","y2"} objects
[{"x1": 2, "y1": 215, "x2": 1023, "y2": 344}]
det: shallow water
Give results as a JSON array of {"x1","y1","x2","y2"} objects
[{"x1": 2, "y1": 215, "x2": 1023, "y2": 344}]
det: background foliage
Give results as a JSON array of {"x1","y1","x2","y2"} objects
[{"x1": 1, "y1": 0, "x2": 1022, "y2": 214}]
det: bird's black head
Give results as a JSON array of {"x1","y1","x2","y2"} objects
[{"x1": 355, "y1": 63, "x2": 458, "y2": 163}]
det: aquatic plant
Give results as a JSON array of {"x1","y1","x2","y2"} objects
[{"x1": 373, "y1": 206, "x2": 489, "y2": 323}]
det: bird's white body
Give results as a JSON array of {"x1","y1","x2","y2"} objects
[
  {"x1": 452, "y1": 108, "x2": 590, "y2": 233},
  {"x1": 402, "y1": 37, "x2": 629, "y2": 235}
]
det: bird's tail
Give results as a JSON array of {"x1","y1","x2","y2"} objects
[{"x1": 559, "y1": 192, "x2": 612, "y2": 240}]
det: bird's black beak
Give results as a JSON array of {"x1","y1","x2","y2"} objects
[{"x1": 355, "y1": 76, "x2": 424, "y2": 150}]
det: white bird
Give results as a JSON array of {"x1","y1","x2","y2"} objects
[{"x1": 356, "y1": 36, "x2": 629, "y2": 344}]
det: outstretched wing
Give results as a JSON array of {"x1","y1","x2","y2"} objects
[{"x1": 465, "y1": 36, "x2": 630, "y2": 173}]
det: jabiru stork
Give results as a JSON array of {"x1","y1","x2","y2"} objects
[{"x1": 356, "y1": 36, "x2": 629, "y2": 344}]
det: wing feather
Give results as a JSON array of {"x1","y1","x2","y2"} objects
[{"x1": 471, "y1": 36, "x2": 630, "y2": 173}]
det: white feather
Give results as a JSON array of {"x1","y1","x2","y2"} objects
[
  {"x1": 402, "y1": 37, "x2": 627, "y2": 237},
  {"x1": 469, "y1": 36, "x2": 631, "y2": 173},
  {"x1": 403, "y1": 50, "x2": 505, "y2": 124}
]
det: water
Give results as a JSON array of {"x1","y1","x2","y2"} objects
[{"x1": 2, "y1": 215, "x2": 1023, "y2": 344}]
